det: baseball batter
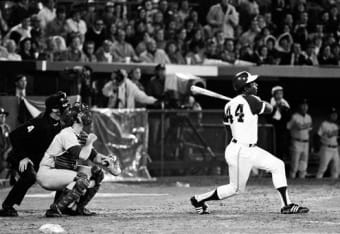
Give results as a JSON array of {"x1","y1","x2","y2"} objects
[
  {"x1": 37, "y1": 103, "x2": 121, "y2": 217},
  {"x1": 190, "y1": 71, "x2": 309, "y2": 214},
  {"x1": 316, "y1": 107, "x2": 339, "y2": 179},
  {"x1": 286, "y1": 99, "x2": 312, "y2": 179}
]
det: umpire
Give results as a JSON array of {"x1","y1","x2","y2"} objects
[{"x1": 0, "y1": 91, "x2": 69, "y2": 217}]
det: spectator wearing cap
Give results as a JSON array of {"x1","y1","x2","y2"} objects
[
  {"x1": 45, "y1": 6, "x2": 67, "y2": 38},
  {"x1": 85, "y1": 18, "x2": 106, "y2": 51},
  {"x1": 140, "y1": 39, "x2": 170, "y2": 64},
  {"x1": 112, "y1": 28, "x2": 139, "y2": 63},
  {"x1": 0, "y1": 108, "x2": 11, "y2": 178},
  {"x1": 286, "y1": 99, "x2": 312, "y2": 179},
  {"x1": 206, "y1": 0, "x2": 239, "y2": 39},
  {"x1": 269, "y1": 86, "x2": 291, "y2": 160},
  {"x1": 315, "y1": 107, "x2": 339, "y2": 179},
  {"x1": 65, "y1": 7, "x2": 87, "y2": 43},
  {"x1": 36, "y1": 0, "x2": 56, "y2": 30},
  {"x1": 102, "y1": 69, "x2": 157, "y2": 109}
]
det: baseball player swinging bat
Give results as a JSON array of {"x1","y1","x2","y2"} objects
[{"x1": 190, "y1": 86, "x2": 232, "y2": 101}]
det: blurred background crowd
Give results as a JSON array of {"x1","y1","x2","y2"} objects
[{"x1": 0, "y1": 0, "x2": 338, "y2": 65}]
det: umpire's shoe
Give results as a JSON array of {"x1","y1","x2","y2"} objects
[
  {"x1": 0, "y1": 205, "x2": 18, "y2": 217},
  {"x1": 190, "y1": 196, "x2": 210, "y2": 215},
  {"x1": 281, "y1": 203, "x2": 309, "y2": 214},
  {"x1": 45, "y1": 205, "x2": 62, "y2": 218}
]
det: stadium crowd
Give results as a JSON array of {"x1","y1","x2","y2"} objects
[{"x1": 0, "y1": 0, "x2": 338, "y2": 65}]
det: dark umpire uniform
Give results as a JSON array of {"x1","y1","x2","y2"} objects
[{"x1": 0, "y1": 91, "x2": 69, "y2": 217}]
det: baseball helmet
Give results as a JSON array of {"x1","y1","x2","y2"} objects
[
  {"x1": 232, "y1": 71, "x2": 258, "y2": 92},
  {"x1": 61, "y1": 102, "x2": 92, "y2": 127},
  {"x1": 45, "y1": 91, "x2": 69, "y2": 115}
]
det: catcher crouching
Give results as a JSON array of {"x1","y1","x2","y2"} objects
[{"x1": 36, "y1": 102, "x2": 121, "y2": 217}]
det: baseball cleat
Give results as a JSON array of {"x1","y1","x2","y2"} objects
[
  {"x1": 280, "y1": 203, "x2": 309, "y2": 214},
  {"x1": 0, "y1": 206, "x2": 18, "y2": 217},
  {"x1": 190, "y1": 196, "x2": 210, "y2": 215},
  {"x1": 45, "y1": 205, "x2": 62, "y2": 218}
]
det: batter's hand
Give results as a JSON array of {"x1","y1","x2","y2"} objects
[
  {"x1": 19, "y1": 157, "x2": 33, "y2": 172},
  {"x1": 86, "y1": 133, "x2": 97, "y2": 146}
]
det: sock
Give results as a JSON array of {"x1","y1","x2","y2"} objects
[
  {"x1": 277, "y1": 186, "x2": 291, "y2": 207},
  {"x1": 195, "y1": 189, "x2": 220, "y2": 203}
]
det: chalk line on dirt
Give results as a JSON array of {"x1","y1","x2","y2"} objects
[{"x1": 26, "y1": 192, "x2": 169, "y2": 198}]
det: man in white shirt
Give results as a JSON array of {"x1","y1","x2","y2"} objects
[{"x1": 37, "y1": 0, "x2": 56, "y2": 30}]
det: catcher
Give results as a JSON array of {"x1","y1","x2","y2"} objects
[{"x1": 37, "y1": 102, "x2": 121, "y2": 217}]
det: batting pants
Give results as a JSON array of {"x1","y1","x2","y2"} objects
[
  {"x1": 316, "y1": 146, "x2": 339, "y2": 179},
  {"x1": 289, "y1": 141, "x2": 309, "y2": 178},
  {"x1": 216, "y1": 141, "x2": 287, "y2": 199}
]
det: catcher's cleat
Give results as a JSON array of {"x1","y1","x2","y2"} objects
[
  {"x1": 76, "y1": 207, "x2": 96, "y2": 216},
  {"x1": 281, "y1": 203, "x2": 309, "y2": 214},
  {"x1": 45, "y1": 205, "x2": 62, "y2": 218},
  {"x1": 190, "y1": 196, "x2": 210, "y2": 215},
  {"x1": 0, "y1": 206, "x2": 18, "y2": 217}
]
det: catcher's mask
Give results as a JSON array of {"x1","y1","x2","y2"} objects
[{"x1": 61, "y1": 102, "x2": 92, "y2": 127}]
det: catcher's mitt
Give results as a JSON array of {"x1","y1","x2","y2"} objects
[{"x1": 101, "y1": 154, "x2": 121, "y2": 176}]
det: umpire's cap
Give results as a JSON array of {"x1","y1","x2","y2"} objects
[
  {"x1": 232, "y1": 71, "x2": 258, "y2": 92},
  {"x1": 0, "y1": 108, "x2": 9, "y2": 116},
  {"x1": 45, "y1": 91, "x2": 69, "y2": 114}
]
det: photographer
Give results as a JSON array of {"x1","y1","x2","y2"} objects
[{"x1": 102, "y1": 69, "x2": 157, "y2": 109}]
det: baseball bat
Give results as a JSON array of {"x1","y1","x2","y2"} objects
[{"x1": 190, "y1": 86, "x2": 232, "y2": 101}]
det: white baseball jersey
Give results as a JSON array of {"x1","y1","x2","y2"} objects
[
  {"x1": 287, "y1": 113, "x2": 312, "y2": 140},
  {"x1": 318, "y1": 120, "x2": 339, "y2": 146},
  {"x1": 223, "y1": 94, "x2": 265, "y2": 144},
  {"x1": 39, "y1": 127, "x2": 80, "y2": 168}
]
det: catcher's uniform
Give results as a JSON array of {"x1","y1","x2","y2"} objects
[
  {"x1": 221, "y1": 94, "x2": 287, "y2": 196},
  {"x1": 316, "y1": 120, "x2": 339, "y2": 178},
  {"x1": 287, "y1": 113, "x2": 312, "y2": 178},
  {"x1": 37, "y1": 127, "x2": 84, "y2": 190}
]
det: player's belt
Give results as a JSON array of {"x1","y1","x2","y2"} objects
[
  {"x1": 232, "y1": 139, "x2": 256, "y2": 147},
  {"x1": 322, "y1": 144, "x2": 338, "y2": 148},
  {"x1": 292, "y1": 138, "x2": 309, "y2": 142}
]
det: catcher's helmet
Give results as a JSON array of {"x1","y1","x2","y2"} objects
[
  {"x1": 45, "y1": 91, "x2": 69, "y2": 115},
  {"x1": 61, "y1": 102, "x2": 92, "y2": 127},
  {"x1": 232, "y1": 71, "x2": 258, "y2": 92}
]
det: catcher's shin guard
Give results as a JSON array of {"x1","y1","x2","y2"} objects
[{"x1": 54, "y1": 172, "x2": 90, "y2": 211}]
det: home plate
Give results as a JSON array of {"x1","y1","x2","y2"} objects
[{"x1": 27, "y1": 192, "x2": 168, "y2": 198}]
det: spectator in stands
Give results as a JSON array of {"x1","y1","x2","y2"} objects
[
  {"x1": 140, "y1": 39, "x2": 170, "y2": 64},
  {"x1": 275, "y1": 32, "x2": 293, "y2": 64},
  {"x1": 281, "y1": 13, "x2": 294, "y2": 34},
  {"x1": 65, "y1": 7, "x2": 87, "y2": 43},
  {"x1": 106, "y1": 22, "x2": 118, "y2": 44},
  {"x1": 102, "y1": 1, "x2": 115, "y2": 27},
  {"x1": 95, "y1": 39, "x2": 119, "y2": 62},
  {"x1": 254, "y1": 45, "x2": 275, "y2": 65},
  {"x1": 165, "y1": 40, "x2": 186, "y2": 64},
  {"x1": 112, "y1": 28, "x2": 139, "y2": 63},
  {"x1": 269, "y1": 86, "x2": 291, "y2": 160},
  {"x1": 83, "y1": 40, "x2": 97, "y2": 62},
  {"x1": 39, "y1": 36, "x2": 56, "y2": 61},
  {"x1": 221, "y1": 38, "x2": 237, "y2": 64},
  {"x1": 185, "y1": 29, "x2": 206, "y2": 64},
  {"x1": 45, "y1": 6, "x2": 67, "y2": 38},
  {"x1": 83, "y1": 1, "x2": 97, "y2": 28},
  {"x1": 85, "y1": 18, "x2": 106, "y2": 51},
  {"x1": 36, "y1": 0, "x2": 56, "y2": 30},
  {"x1": 5, "y1": 16, "x2": 32, "y2": 44},
  {"x1": 206, "y1": 0, "x2": 239, "y2": 39},
  {"x1": 0, "y1": 107, "x2": 11, "y2": 179},
  {"x1": 305, "y1": 43, "x2": 319, "y2": 65},
  {"x1": 271, "y1": 0, "x2": 291, "y2": 27},
  {"x1": 287, "y1": 98, "x2": 312, "y2": 179},
  {"x1": 129, "y1": 67, "x2": 144, "y2": 91},
  {"x1": 315, "y1": 107, "x2": 339, "y2": 179},
  {"x1": 30, "y1": 15, "x2": 45, "y2": 51},
  {"x1": 178, "y1": 0, "x2": 191, "y2": 24},
  {"x1": 238, "y1": 0, "x2": 260, "y2": 29},
  {"x1": 64, "y1": 33, "x2": 87, "y2": 62},
  {"x1": 7, "y1": 0, "x2": 35, "y2": 28},
  {"x1": 290, "y1": 43, "x2": 308, "y2": 65},
  {"x1": 5, "y1": 39, "x2": 21, "y2": 61},
  {"x1": 144, "y1": 0, "x2": 155, "y2": 23},
  {"x1": 125, "y1": 24, "x2": 136, "y2": 46},
  {"x1": 205, "y1": 38, "x2": 220, "y2": 60},
  {"x1": 318, "y1": 45, "x2": 338, "y2": 65},
  {"x1": 155, "y1": 28, "x2": 166, "y2": 50},
  {"x1": 176, "y1": 28, "x2": 188, "y2": 55},
  {"x1": 328, "y1": 4, "x2": 339, "y2": 33},
  {"x1": 239, "y1": 44, "x2": 257, "y2": 63},
  {"x1": 164, "y1": 19, "x2": 177, "y2": 41},
  {"x1": 293, "y1": 25, "x2": 309, "y2": 49},
  {"x1": 239, "y1": 18, "x2": 261, "y2": 47},
  {"x1": 19, "y1": 38, "x2": 37, "y2": 60},
  {"x1": 264, "y1": 12, "x2": 277, "y2": 34},
  {"x1": 52, "y1": 35, "x2": 67, "y2": 61},
  {"x1": 319, "y1": 10, "x2": 331, "y2": 33},
  {"x1": 113, "y1": 2, "x2": 127, "y2": 26},
  {"x1": 135, "y1": 32, "x2": 151, "y2": 56},
  {"x1": 102, "y1": 69, "x2": 157, "y2": 109}
]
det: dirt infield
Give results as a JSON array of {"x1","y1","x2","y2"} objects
[{"x1": 0, "y1": 177, "x2": 340, "y2": 234}]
